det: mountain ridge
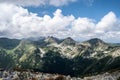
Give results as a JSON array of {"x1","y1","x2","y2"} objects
[{"x1": 0, "y1": 37, "x2": 120, "y2": 76}]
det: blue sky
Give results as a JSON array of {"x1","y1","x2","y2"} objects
[
  {"x1": 26, "y1": 0, "x2": 120, "y2": 21},
  {"x1": 0, "y1": 0, "x2": 120, "y2": 42}
]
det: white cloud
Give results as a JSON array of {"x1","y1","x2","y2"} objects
[
  {"x1": 49, "y1": 0, "x2": 76, "y2": 7},
  {"x1": 81, "y1": 0, "x2": 95, "y2": 6},
  {"x1": 0, "y1": 3, "x2": 75, "y2": 38},
  {"x1": 0, "y1": 0, "x2": 45, "y2": 6},
  {"x1": 71, "y1": 18, "x2": 95, "y2": 34},
  {"x1": 0, "y1": 3, "x2": 120, "y2": 42},
  {"x1": 95, "y1": 12, "x2": 118, "y2": 33},
  {"x1": 0, "y1": 0, "x2": 76, "y2": 7}
]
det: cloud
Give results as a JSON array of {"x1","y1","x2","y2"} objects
[
  {"x1": 49, "y1": 0, "x2": 76, "y2": 7},
  {"x1": 71, "y1": 18, "x2": 95, "y2": 34},
  {"x1": 81, "y1": 0, "x2": 95, "y2": 6},
  {"x1": 0, "y1": 0, "x2": 76, "y2": 7},
  {"x1": 95, "y1": 12, "x2": 117, "y2": 33},
  {"x1": 94, "y1": 11, "x2": 120, "y2": 41},
  {"x1": 0, "y1": 3, "x2": 120, "y2": 42},
  {"x1": 0, "y1": 3, "x2": 75, "y2": 38}
]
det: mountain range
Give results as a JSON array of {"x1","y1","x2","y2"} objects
[{"x1": 0, "y1": 37, "x2": 120, "y2": 76}]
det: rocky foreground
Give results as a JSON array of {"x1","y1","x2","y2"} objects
[{"x1": 0, "y1": 70, "x2": 120, "y2": 80}]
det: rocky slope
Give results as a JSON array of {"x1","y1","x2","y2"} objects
[{"x1": 0, "y1": 69, "x2": 120, "y2": 80}]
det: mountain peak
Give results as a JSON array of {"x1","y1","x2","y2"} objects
[
  {"x1": 65, "y1": 37, "x2": 74, "y2": 40},
  {"x1": 87, "y1": 38, "x2": 104, "y2": 44},
  {"x1": 44, "y1": 36, "x2": 59, "y2": 43},
  {"x1": 60, "y1": 37, "x2": 76, "y2": 45},
  {"x1": 83, "y1": 38, "x2": 106, "y2": 47}
]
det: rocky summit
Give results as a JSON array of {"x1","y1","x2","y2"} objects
[{"x1": 0, "y1": 37, "x2": 120, "y2": 78}]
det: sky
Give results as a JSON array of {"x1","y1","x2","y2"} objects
[{"x1": 0, "y1": 0, "x2": 120, "y2": 42}]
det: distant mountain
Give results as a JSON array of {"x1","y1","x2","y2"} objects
[
  {"x1": 0, "y1": 37, "x2": 120, "y2": 76},
  {"x1": 25, "y1": 36, "x2": 45, "y2": 41},
  {"x1": 0, "y1": 38, "x2": 20, "y2": 49}
]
